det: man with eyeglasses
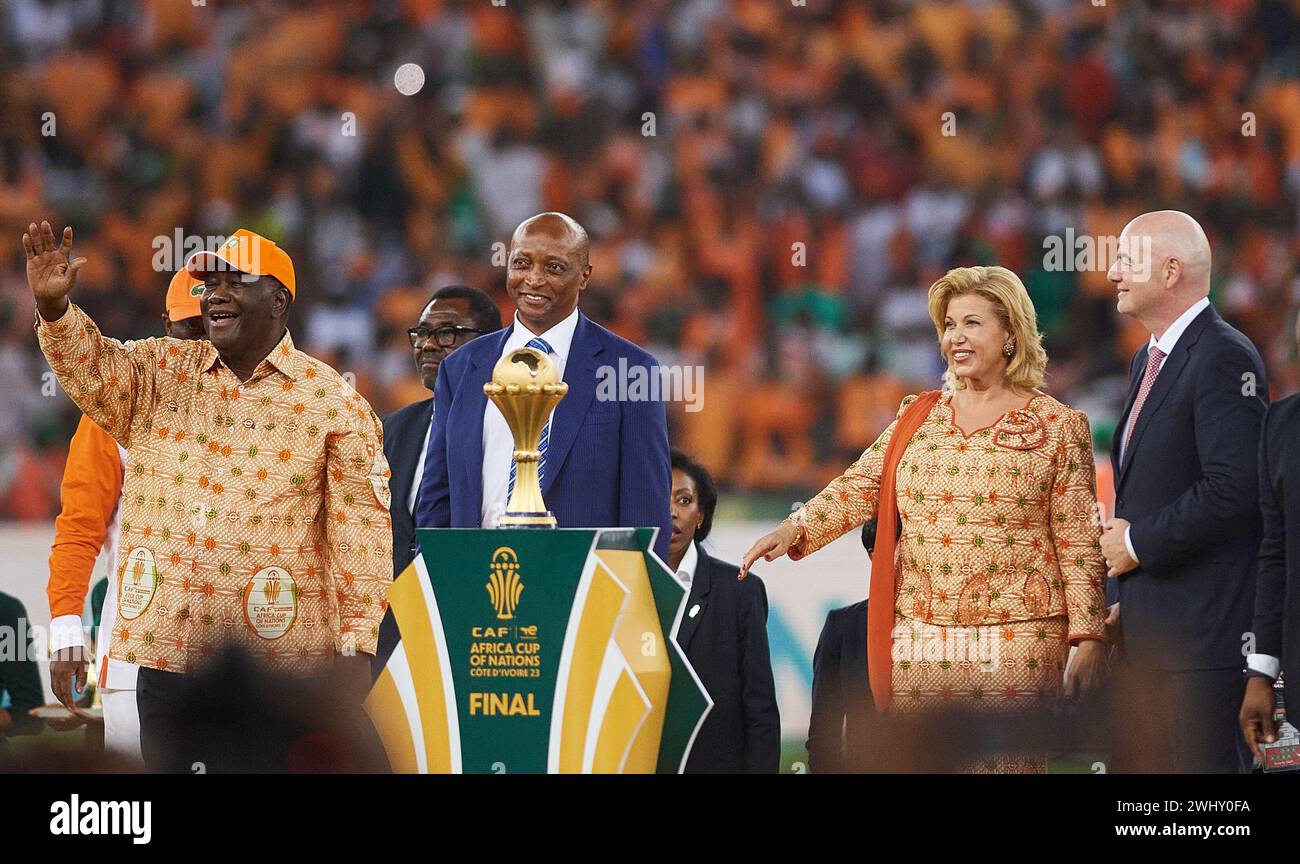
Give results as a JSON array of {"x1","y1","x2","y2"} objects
[{"x1": 385, "y1": 285, "x2": 503, "y2": 577}]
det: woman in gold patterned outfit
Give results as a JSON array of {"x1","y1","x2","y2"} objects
[{"x1": 741, "y1": 266, "x2": 1108, "y2": 772}]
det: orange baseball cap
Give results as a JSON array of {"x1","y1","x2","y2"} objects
[
  {"x1": 184, "y1": 228, "x2": 297, "y2": 297},
  {"x1": 165, "y1": 270, "x2": 204, "y2": 321}
]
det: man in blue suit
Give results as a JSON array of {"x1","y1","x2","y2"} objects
[
  {"x1": 1101, "y1": 210, "x2": 1268, "y2": 773},
  {"x1": 414, "y1": 212, "x2": 671, "y2": 560}
]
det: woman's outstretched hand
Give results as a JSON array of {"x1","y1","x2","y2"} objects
[{"x1": 738, "y1": 520, "x2": 799, "y2": 580}]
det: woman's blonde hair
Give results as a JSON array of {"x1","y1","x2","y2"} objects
[{"x1": 927, "y1": 265, "x2": 1047, "y2": 393}]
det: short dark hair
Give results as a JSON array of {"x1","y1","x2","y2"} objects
[
  {"x1": 670, "y1": 450, "x2": 718, "y2": 543},
  {"x1": 427, "y1": 284, "x2": 503, "y2": 334}
]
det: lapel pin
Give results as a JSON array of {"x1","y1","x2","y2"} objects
[{"x1": 689, "y1": 604, "x2": 700, "y2": 619}]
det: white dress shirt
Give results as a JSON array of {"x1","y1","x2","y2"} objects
[
  {"x1": 480, "y1": 308, "x2": 580, "y2": 527},
  {"x1": 675, "y1": 540, "x2": 699, "y2": 588},
  {"x1": 407, "y1": 407, "x2": 435, "y2": 515},
  {"x1": 1120, "y1": 297, "x2": 1211, "y2": 564},
  {"x1": 1248, "y1": 653, "x2": 1280, "y2": 679}
]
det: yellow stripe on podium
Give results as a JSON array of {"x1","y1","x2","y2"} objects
[
  {"x1": 592, "y1": 670, "x2": 651, "y2": 773},
  {"x1": 558, "y1": 562, "x2": 627, "y2": 773},
  {"x1": 598, "y1": 549, "x2": 671, "y2": 774},
  {"x1": 389, "y1": 560, "x2": 453, "y2": 772},
  {"x1": 364, "y1": 667, "x2": 420, "y2": 774}
]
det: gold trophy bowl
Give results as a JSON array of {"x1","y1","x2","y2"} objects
[{"x1": 484, "y1": 346, "x2": 568, "y2": 527}]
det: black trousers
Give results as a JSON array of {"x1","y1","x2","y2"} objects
[
  {"x1": 1111, "y1": 665, "x2": 1249, "y2": 773},
  {"x1": 137, "y1": 659, "x2": 389, "y2": 773},
  {"x1": 137, "y1": 664, "x2": 313, "y2": 773},
  {"x1": 136, "y1": 667, "x2": 184, "y2": 772}
]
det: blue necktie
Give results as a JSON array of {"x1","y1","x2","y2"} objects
[
  {"x1": 507, "y1": 337, "x2": 554, "y2": 501},
  {"x1": 412, "y1": 406, "x2": 438, "y2": 534}
]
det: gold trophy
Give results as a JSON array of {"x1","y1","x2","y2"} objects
[{"x1": 484, "y1": 347, "x2": 568, "y2": 527}]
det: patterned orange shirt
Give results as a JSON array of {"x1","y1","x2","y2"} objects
[
  {"x1": 790, "y1": 392, "x2": 1108, "y2": 642},
  {"x1": 36, "y1": 303, "x2": 393, "y2": 676}
]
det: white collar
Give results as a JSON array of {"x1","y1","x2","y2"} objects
[
  {"x1": 503, "y1": 307, "x2": 580, "y2": 362},
  {"x1": 1150, "y1": 297, "x2": 1210, "y2": 356},
  {"x1": 675, "y1": 540, "x2": 699, "y2": 586}
]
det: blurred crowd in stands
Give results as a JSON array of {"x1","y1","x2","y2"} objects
[{"x1": 0, "y1": 0, "x2": 1297, "y2": 519}]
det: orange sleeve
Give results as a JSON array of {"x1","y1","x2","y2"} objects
[{"x1": 47, "y1": 415, "x2": 124, "y2": 619}]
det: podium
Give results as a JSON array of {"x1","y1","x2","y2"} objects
[{"x1": 364, "y1": 527, "x2": 713, "y2": 773}]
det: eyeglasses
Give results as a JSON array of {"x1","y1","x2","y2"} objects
[{"x1": 408, "y1": 324, "x2": 485, "y2": 348}]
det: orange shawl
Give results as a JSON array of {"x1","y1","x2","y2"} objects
[{"x1": 868, "y1": 390, "x2": 941, "y2": 712}]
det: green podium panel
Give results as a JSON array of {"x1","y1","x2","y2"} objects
[{"x1": 364, "y1": 528, "x2": 712, "y2": 773}]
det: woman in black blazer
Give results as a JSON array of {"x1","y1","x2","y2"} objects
[{"x1": 669, "y1": 451, "x2": 781, "y2": 773}]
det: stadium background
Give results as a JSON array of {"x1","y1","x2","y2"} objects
[{"x1": 1, "y1": 0, "x2": 1298, "y2": 769}]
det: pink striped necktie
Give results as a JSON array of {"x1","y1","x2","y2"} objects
[{"x1": 1120, "y1": 346, "x2": 1166, "y2": 466}]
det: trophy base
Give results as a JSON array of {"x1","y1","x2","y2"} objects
[{"x1": 497, "y1": 511, "x2": 558, "y2": 528}]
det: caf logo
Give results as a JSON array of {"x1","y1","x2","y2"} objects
[
  {"x1": 243, "y1": 566, "x2": 298, "y2": 640},
  {"x1": 486, "y1": 547, "x2": 524, "y2": 620},
  {"x1": 117, "y1": 546, "x2": 160, "y2": 621}
]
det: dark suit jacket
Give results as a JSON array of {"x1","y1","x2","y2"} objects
[
  {"x1": 420, "y1": 312, "x2": 672, "y2": 560},
  {"x1": 1109, "y1": 304, "x2": 1267, "y2": 670},
  {"x1": 677, "y1": 548, "x2": 780, "y2": 773},
  {"x1": 806, "y1": 600, "x2": 871, "y2": 773},
  {"x1": 382, "y1": 397, "x2": 434, "y2": 578},
  {"x1": 1253, "y1": 392, "x2": 1300, "y2": 711}
]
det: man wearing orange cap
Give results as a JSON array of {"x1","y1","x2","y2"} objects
[
  {"x1": 26, "y1": 221, "x2": 392, "y2": 772},
  {"x1": 47, "y1": 270, "x2": 207, "y2": 763}
]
